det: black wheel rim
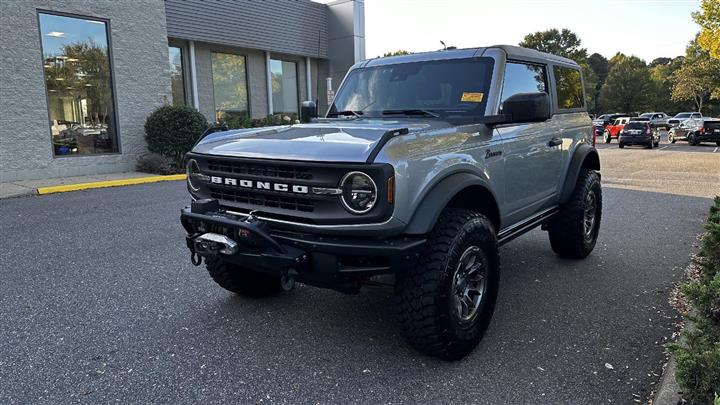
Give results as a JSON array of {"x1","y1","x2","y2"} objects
[
  {"x1": 583, "y1": 191, "x2": 597, "y2": 241},
  {"x1": 452, "y1": 246, "x2": 488, "y2": 322}
]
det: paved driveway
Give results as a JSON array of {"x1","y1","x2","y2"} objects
[{"x1": 0, "y1": 146, "x2": 714, "y2": 404}]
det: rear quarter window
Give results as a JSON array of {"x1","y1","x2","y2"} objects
[{"x1": 553, "y1": 66, "x2": 584, "y2": 110}]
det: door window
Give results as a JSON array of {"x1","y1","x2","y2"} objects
[
  {"x1": 553, "y1": 66, "x2": 584, "y2": 110},
  {"x1": 499, "y1": 62, "x2": 547, "y2": 114}
]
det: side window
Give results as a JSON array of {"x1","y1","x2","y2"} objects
[
  {"x1": 553, "y1": 66, "x2": 584, "y2": 110},
  {"x1": 499, "y1": 62, "x2": 547, "y2": 114}
]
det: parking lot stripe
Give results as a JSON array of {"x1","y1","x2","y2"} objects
[
  {"x1": 714, "y1": 147, "x2": 718, "y2": 153},
  {"x1": 659, "y1": 146, "x2": 669, "y2": 150}
]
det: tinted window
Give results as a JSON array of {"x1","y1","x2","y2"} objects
[
  {"x1": 212, "y1": 52, "x2": 248, "y2": 122},
  {"x1": 500, "y1": 62, "x2": 547, "y2": 113},
  {"x1": 554, "y1": 66, "x2": 584, "y2": 109},
  {"x1": 625, "y1": 122, "x2": 648, "y2": 129},
  {"x1": 39, "y1": 12, "x2": 118, "y2": 156},
  {"x1": 331, "y1": 57, "x2": 494, "y2": 119},
  {"x1": 270, "y1": 59, "x2": 298, "y2": 115}
]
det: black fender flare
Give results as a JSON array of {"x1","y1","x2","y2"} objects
[
  {"x1": 404, "y1": 172, "x2": 499, "y2": 235},
  {"x1": 559, "y1": 144, "x2": 600, "y2": 204}
]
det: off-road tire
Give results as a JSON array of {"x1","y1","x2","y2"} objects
[
  {"x1": 205, "y1": 256, "x2": 283, "y2": 297},
  {"x1": 395, "y1": 208, "x2": 499, "y2": 361},
  {"x1": 547, "y1": 169, "x2": 602, "y2": 259}
]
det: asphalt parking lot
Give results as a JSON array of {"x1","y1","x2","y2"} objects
[{"x1": 0, "y1": 143, "x2": 716, "y2": 404}]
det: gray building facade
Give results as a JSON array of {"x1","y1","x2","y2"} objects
[{"x1": 0, "y1": 0, "x2": 364, "y2": 182}]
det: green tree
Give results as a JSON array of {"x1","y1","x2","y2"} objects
[
  {"x1": 671, "y1": 39, "x2": 720, "y2": 112},
  {"x1": 599, "y1": 54, "x2": 653, "y2": 113},
  {"x1": 382, "y1": 50, "x2": 410, "y2": 57},
  {"x1": 692, "y1": 0, "x2": 720, "y2": 60},
  {"x1": 519, "y1": 28, "x2": 588, "y2": 62},
  {"x1": 587, "y1": 53, "x2": 609, "y2": 113},
  {"x1": 650, "y1": 56, "x2": 690, "y2": 113}
]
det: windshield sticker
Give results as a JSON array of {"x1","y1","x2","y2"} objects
[{"x1": 461, "y1": 92, "x2": 484, "y2": 103}]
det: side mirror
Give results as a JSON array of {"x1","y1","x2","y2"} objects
[
  {"x1": 300, "y1": 101, "x2": 318, "y2": 123},
  {"x1": 500, "y1": 92, "x2": 551, "y2": 124}
]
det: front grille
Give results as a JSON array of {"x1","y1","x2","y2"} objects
[
  {"x1": 210, "y1": 187, "x2": 315, "y2": 212},
  {"x1": 207, "y1": 160, "x2": 312, "y2": 180}
]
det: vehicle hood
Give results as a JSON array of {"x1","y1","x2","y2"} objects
[{"x1": 191, "y1": 119, "x2": 446, "y2": 162}]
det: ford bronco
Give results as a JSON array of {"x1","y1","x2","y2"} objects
[{"x1": 181, "y1": 45, "x2": 602, "y2": 360}]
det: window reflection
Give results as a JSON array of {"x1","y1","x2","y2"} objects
[
  {"x1": 169, "y1": 46, "x2": 185, "y2": 106},
  {"x1": 270, "y1": 59, "x2": 299, "y2": 115},
  {"x1": 211, "y1": 52, "x2": 248, "y2": 122},
  {"x1": 554, "y1": 66, "x2": 584, "y2": 109},
  {"x1": 39, "y1": 12, "x2": 118, "y2": 156}
]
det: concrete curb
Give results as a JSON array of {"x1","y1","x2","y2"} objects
[
  {"x1": 653, "y1": 356, "x2": 682, "y2": 404},
  {"x1": 35, "y1": 174, "x2": 187, "y2": 195}
]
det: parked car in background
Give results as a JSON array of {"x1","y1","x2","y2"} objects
[
  {"x1": 593, "y1": 113, "x2": 628, "y2": 129},
  {"x1": 667, "y1": 112, "x2": 702, "y2": 128},
  {"x1": 668, "y1": 118, "x2": 720, "y2": 145},
  {"x1": 639, "y1": 112, "x2": 669, "y2": 129},
  {"x1": 618, "y1": 121, "x2": 659, "y2": 149},
  {"x1": 603, "y1": 116, "x2": 630, "y2": 143}
]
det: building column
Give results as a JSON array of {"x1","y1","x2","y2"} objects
[
  {"x1": 188, "y1": 40, "x2": 200, "y2": 109},
  {"x1": 265, "y1": 51, "x2": 273, "y2": 116},
  {"x1": 305, "y1": 56, "x2": 312, "y2": 102}
]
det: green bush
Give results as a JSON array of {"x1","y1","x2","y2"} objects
[
  {"x1": 135, "y1": 153, "x2": 182, "y2": 175},
  {"x1": 144, "y1": 105, "x2": 208, "y2": 166},
  {"x1": 670, "y1": 196, "x2": 720, "y2": 404},
  {"x1": 223, "y1": 113, "x2": 298, "y2": 129}
]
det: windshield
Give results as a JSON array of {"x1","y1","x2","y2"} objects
[
  {"x1": 675, "y1": 113, "x2": 692, "y2": 118},
  {"x1": 639, "y1": 113, "x2": 653, "y2": 118},
  {"x1": 329, "y1": 57, "x2": 494, "y2": 120}
]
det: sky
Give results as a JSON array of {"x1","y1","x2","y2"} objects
[{"x1": 358, "y1": 0, "x2": 702, "y2": 63}]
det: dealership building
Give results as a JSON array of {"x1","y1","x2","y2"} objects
[{"x1": 0, "y1": 0, "x2": 365, "y2": 181}]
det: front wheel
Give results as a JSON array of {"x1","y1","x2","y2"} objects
[
  {"x1": 395, "y1": 208, "x2": 499, "y2": 361},
  {"x1": 205, "y1": 256, "x2": 283, "y2": 297},
  {"x1": 547, "y1": 169, "x2": 602, "y2": 259}
]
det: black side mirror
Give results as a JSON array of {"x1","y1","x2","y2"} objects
[
  {"x1": 300, "y1": 101, "x2": 318, "y2": 123},
  {"x1": 501, "y1": 92, "x2": 551, "y2": 124}
]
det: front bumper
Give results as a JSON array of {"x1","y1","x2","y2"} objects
[{"x1": 180, "y1": 199, "x2": 426, "y2": 293}]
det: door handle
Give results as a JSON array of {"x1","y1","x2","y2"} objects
[{"x1": 548, "y1": 137, "x2": 562, "y2": 147}]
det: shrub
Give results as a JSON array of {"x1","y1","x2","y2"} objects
[
  {"x1": 144, "y1": 105, "x2": 208, "y2": 166},
  {"x1": 135, "y1": 153, "x2": 182, "y2": 175},
  {"x1": 670, "y1": 196, "x2": 720, "y2": 404}
]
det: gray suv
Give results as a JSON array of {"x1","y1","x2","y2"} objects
[{"x1": 181, "y1": 45, "x2": 602, "y2": 360}]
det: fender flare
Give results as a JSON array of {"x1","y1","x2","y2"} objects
[
  {"x1": 559, "y1": 144, "x2": 600, "y2": 204},
  {"x1": 404, "y1": 172, "x2": 499, "y2": 235}
]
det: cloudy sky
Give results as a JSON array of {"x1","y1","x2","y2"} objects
[{"x1": 357, "y1": 0, "x2": 702, "y2": 62}]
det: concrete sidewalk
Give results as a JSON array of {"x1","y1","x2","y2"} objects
[{"x1": 0, "y1": 172, "x2": 185, "y2": 199}]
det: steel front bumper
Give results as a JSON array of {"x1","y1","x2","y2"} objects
[{"x1": 180, "y1": 199, "x2": 426, "y2": 292}]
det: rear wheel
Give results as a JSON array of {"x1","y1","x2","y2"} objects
[
  {"x1": 716, "y1": 141, "x2": 720, "y2": 146},
  {"x1": 604, "y1": 130, "x2": 611, "y2": 143},
  {"x1": 688, "y1": 133, "x2": 698, "y2": 146},
  {"x1": 647, "y1": 140, "x2": 654, "y2": 149},
  {"x1": 619, "y1": 143, "x2": 624, "y2": 148},
  {"x1": 547, "y1": 169, "x2": 602, "y2": 259},
  {"x1": 205, "y1": 256, "x2": 283, "y2": 297},
  {"x1": 395, "y1": 208, "x2": 499, "y2": 360},
  {"x1": 669, "y1": 132, "x2": 676, "y2": 143}
]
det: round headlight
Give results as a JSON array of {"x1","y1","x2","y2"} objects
[
  {"x1": 186, "y1": 159, "x2": 202, "y2": 192},
  {"x1": 340, "y1": 171, "x2": 377, "y2": 214}
]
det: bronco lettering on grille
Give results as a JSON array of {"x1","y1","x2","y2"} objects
[{"x1": 210, "y1": 176, "x2": 309, "y2": 194}]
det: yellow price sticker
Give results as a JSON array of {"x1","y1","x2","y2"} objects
[{"x1": 461, "y1": 92, "x2": 484, "y2": 103}]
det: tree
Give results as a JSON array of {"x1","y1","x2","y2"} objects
[
  {"x1": 599, "y1": 54, "x2": 653, "y2": 113},
  {"x1": 650, "y1": 56, "x2": 690, "y2": 113},
  {"x1": 671, "y1": 40, "x2": 720, "y2": 112},
  {"x1": 649, "y1": 57, "x2": 672, "y2": 67},
  {"x1": 519, "y1": 28, "x2": 587, "y2": 62},
  {"x1": 382, "y1": 50, "x2": 410, "y2": 57},
  {"x1": 587, "y1": 53, "x2": 609, "y2": 113},
  {"x1": 692, "y1": 0, "x2": 720, "y2": 60}
]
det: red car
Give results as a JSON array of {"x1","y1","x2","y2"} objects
[{"x1": 603, "y1": 117, "x2": 630, "y2": 143}]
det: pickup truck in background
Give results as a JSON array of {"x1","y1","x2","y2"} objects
[
  {"x1": 638, "y1": 112, "x2": 669, "y2": 130},
  {"x1": 667, "y1": 112, "x2": 702, "y2": 128}
]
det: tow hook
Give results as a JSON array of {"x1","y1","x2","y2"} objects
[
  {"x1": 190, "y1": 251, "x2": 202, "y2": 266},
  {"x1": 193, "y1": 233, "x2": 239, "y2": 256},
  {"x1": 280, "y1": 268, "x2": 298, "y2": 291}
]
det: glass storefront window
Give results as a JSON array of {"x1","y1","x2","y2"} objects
[
  {"x1": 270, "y1": 59, "x2": 299, "y2": 115},
  {"x1": 168, "y1": 46, "x2": 185, "y2": 106},
  {"x1": 39, "y1": 12, "x2": 118, "y2": 156},
  {"x1": 211, "y1": 52, "x2": 248, "y2": 123}
]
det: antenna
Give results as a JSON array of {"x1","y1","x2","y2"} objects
[{"x1": 440, "y1": 40, "x2": 447, "y2": 50}]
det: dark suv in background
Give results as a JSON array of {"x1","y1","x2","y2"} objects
[
  {"x1": 668, "y1": 118, "x2": 720, "y2": 145},
  {"x1": 618, "y1": 121, "x2": 659, "y2": 149}
]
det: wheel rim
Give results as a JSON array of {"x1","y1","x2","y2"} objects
[
  {"x1": 583, "y1": 191, "x2": 597, "y2": 241},
  {"x1": 452, "y1": 246, "x2": 488, "y2": 322}
]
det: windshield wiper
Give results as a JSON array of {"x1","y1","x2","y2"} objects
[
  {"x1": 381, "y1": 109, "x2": 440, "y2": 118},
  {"x1": 327, "y1": 110, "x2": 363, "y2": 118}
]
